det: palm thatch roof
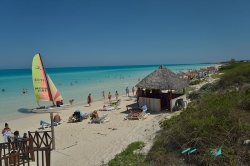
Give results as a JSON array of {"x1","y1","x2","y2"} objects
[{"x1": 135, "y1": 65, "x2": 189, "y2": 90}]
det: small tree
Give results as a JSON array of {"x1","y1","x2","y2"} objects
[{"x1": 229, "y1": 58, "x2": 236, "y2": 64}]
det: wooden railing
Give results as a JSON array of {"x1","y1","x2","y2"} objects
[
  {"x1": 1, "y1": 131, "x2": 52, "y2": 166},
  {"x1": 28, "y1": 131, "x2": 52, "y2": 149},
  {"x1": 0, "y1": 138, "x2": 35, "y2": 166}
]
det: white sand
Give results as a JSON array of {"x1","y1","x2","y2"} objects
[{"x1": 1, "y1": 96, "x2": 180, "y2": 166}]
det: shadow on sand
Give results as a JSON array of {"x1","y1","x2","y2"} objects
[{"x1": 18, "y1": 108, "x2": 36, "y2": 114}]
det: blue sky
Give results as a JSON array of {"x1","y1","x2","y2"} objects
[{"x1": 1, "y1": 0, "x2": 250, "y2": 69}]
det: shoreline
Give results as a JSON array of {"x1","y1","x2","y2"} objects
[{"x1": 1, "y1": 95, "x2": 175, "y2": 166}]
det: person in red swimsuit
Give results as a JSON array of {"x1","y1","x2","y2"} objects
[{"x1": 87, "y1": 94, "x2": 92, "y2": 107}]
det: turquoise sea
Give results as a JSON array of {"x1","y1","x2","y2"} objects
[{"x1": 0, "y1": 64, "x2": 213, "y2": 121}]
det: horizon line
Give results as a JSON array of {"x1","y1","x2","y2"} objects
[{"x1": 0, "y1": 62, "x2": 218, "y2": 70}]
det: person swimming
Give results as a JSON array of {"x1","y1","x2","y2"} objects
[{"x1": 2, "y1": 89, "x2": 5, "y2": 92}]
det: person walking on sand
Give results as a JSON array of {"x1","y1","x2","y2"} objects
[
  {"x1": 126, "y1": 87, "x2": 129, "y2": 97},
  {"x1": 87, "y1": 94, "x2": 92, "y2": 107},
  {"x1": 108, "y1": 92, "x2": 112, "y2": 103},
  {"x1": 132, "y1": 87, "x2": 135, "y2": 96},
  {"x1": 115, "y1": 91, "x2": 119, "y2": 101},
  {"x1": 102, "y1": 91, "x2": 105, "y2": 100}
]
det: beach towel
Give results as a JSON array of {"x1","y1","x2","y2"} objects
[
  {"x1": 40, "y1": 120, "x2": 58, "y2": 127},
  {"x1": 100, "y1": 106, "x2": 115, "y2": 111}
]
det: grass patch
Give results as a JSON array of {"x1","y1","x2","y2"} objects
[
  {"x1": 102, "y1": 141, "x2": 149, "y2": 166},
  {"x1": 211, "y1": 73, "x2": 221, "y2": 79},
  {"x1": 217, "y1": 62, "x2": 250, "y2": 90}
]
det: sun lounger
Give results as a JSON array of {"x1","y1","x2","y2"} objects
[
  {"x1": 40, "y1": 120, "x2": 60, "y2": 129},
  {"x1": 125, "y1": 110, "x2": 150, "y2": 120},
  {"x1": 99, "y1": 106, "x2": 115, "y2": 111},
  {"x1": 91, "y1": 114, "x2": 110, "y2": 124}
]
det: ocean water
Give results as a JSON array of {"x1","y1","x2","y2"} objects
[{"x1": 0, "y1": 64, "x2": 212, "y2": 121}]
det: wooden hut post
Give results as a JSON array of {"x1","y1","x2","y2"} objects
[
  {"x1": 170, "y1": 89, "x2": 173, "y2": 112},
  {"x1": 50, "y1": 113, "x2": 55, "y2": 150}
]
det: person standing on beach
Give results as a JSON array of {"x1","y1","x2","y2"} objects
[
  {"x1": 126, "y1": 87, "x2": 129, "y2": 97},
  {"x1": 132, "y1": 87, "x2": 135, "y2": 96},
  {"x1": 108, "y1": 92, "x2": 112, "y2": 103},
  {"x1": 115, "y1": 91, "x2": 119, "y2": 101},
  {"x1": 87, "y1": 94, "x2": 92, "y2": 107},
  {"x1": 102, "y1": 91, "x2": 105, "y2": 100},
  {"x1": 69, "y1": 99, "x2": 74, "y2": 105}
]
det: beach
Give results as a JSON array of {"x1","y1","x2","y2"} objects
[
  {"x1": 0, "y1": 63, "x2": 217, "y2": 166},
  {"x1": 0, "y1": 95, "x2": 181, "y2": 166}
]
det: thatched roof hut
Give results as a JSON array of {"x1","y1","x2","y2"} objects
[{"x1": 135, "y1": 65, "x2": 189, "y2": 90}]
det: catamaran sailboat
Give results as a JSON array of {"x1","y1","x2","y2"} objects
[{"x1": 31, "y1": 53, "x2": 64, "y2": 113}]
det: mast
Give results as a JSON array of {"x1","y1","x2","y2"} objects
[{"x1": 38, "y1": 53, "x2": 54, "y2": 104}]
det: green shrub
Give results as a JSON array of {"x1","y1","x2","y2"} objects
[
  {"x1": 187, "y1": 90, "x2": 201, "y2": 100},
  {"x1": 103, "y1": 141, "x2": 148, "y2": 166},
  {"x1": 189, "y1": 79, "x2": 202, "y2": 85},
  {"x1": 199, "y1": 82, "x2": 216, "y2": 92},
  {"x1": 145, "y1": 89, "x2": 250, "y2": 165}
]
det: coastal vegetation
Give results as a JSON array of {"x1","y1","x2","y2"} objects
[
  {"x1": 146, "y1": 62, "x2": 250, "y2": 165},
  {"x1": 105, "y1": 62, "x2": 250, "y2": 165},
  {"x1": 189, "y1": 79, "x2": 203, "y2": 85},
  {"x1": 102, "y1": 141, "x2": 147, "y2": 166}
]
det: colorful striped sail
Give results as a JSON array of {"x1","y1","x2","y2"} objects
[
  {"x1": 47, "y1": 75, "x2": 63, "y2": 102},
  {"x1": 32, "y1": 54, "x2": 52, "y2": 102}
]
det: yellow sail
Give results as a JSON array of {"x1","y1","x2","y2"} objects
[
  {"x1": 47, "y1": 75, "x2": 63, "y2": 102},
  {"x1": 32, "y1": 54, "x2": 52, "y2": 102}
]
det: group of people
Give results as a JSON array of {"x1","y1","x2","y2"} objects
[
  {"x1": 126, "y1": 87, "x2": 135, "y2": 97},
  {"x1": 2, "y1": 123, "x2": 28, "y2": 143},
  {"x1": 101, "y1": 91, "x2": 119, "y2": 103}
]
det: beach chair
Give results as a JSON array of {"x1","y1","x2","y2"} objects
[
  {"x1": 40, "y1": 120, "x2": 58, "y2": 129},
  {"x1": 112, "y1": 100, "x2": 121, "y2": 110},
  {"x1": 91, "y1": 114, "x2": 110, "y2": 124},
  {"x1": 125, "y1": 110, "x2": 150, "y2": 120}
]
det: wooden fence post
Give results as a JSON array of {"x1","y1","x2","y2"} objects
[{"x1": 28, "y1": 132, "x2": 35, "y2": 162}]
